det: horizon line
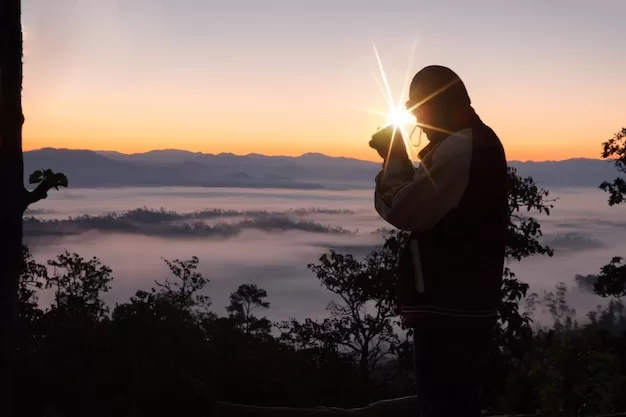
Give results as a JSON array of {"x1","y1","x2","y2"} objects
[{"x1": 25, "y1": 146, "x2": 605, "y2": 164}]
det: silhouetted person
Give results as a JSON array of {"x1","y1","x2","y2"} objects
[{"x1": 371, "y1": 65, "x2": 508, "y2": 417}]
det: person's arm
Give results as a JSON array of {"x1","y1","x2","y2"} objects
[{"x1": 374, "y1": 130, "x2": 473, "y2": 232}]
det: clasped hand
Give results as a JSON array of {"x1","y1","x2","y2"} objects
[{"x1": 369, "y1": 125, "x2": 409, "y2": 161}]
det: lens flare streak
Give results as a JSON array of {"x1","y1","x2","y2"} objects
[
  {"x1": 369, "y1": 42, "x2": 418, "y2": 162},
  {"x1": 368, "y1": 41, "x2": 450, "y2": 185},
  {"x1": 368, "y1": 42, "x2": 458, "y2": 146}
]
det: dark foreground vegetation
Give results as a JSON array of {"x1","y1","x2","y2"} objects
[
  {"x1": 11, "y1": 242, "x2": 626, "y2": 417},
  {"x1": 6, "y1": 128, "x2": 625, "y2": 417}
]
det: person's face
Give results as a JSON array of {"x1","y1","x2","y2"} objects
[{"x1": 406, "y1": 99, "x2": 438, "y2": 138}]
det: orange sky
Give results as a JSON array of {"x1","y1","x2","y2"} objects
[{"x1": 21, "y1": 0, "x2": 626, "y2": 162}]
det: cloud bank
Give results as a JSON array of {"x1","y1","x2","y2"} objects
[{"x1": 24, "y1": 207, "x2": 357, "y2": 240}]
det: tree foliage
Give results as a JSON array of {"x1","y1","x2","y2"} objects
[
  {"x1": 279, "y1": 248, "x2": 401, "y2": 399},
  {"x1": 594, "y1": 127, "x2": 626, "y2": 298},
  {"x1": 499, "y1": 167, "x2": 554, "y2": 338},
  {"x1": 155, "y1": 256, "x2": 211, "y2": 312},
  {"x1": 227, "y1": 283, "x2": 271, "y2": 336},
  {"x1": 599, "y1": 127, "x2": 626, "y2": 206},
  {"x1": 46, "y1": 251, "x2": 113, "y2": 319},
  {"x1": 12, "y1": 241, "x2": 626, "y2": 417}
]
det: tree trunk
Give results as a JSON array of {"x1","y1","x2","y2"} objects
[
  {"x1": 0, "y1": 0, "x2": 25, "y2": 416},
  {"x1": 359, "y1": 346, "x2": 370, "y2": 401}
]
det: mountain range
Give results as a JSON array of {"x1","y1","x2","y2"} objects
[{"x1": 23, "y1": 147, "x2": 621, "y2": 190}]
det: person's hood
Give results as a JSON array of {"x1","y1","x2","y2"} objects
[{"x1": 417, "y1": 106, "x2": 481, "y2": 160}]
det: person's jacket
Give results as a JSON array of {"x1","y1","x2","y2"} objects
[{"x1": 374, "y1": 116, "x2": 508, "y2": 328}]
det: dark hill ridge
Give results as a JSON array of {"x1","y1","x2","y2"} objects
[{"x1": 23, "y1": 147, "x2": 620, "y2": 190}]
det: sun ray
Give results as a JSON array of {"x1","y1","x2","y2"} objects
[
  {"x1": 371, "y1": 74, "x2": 392, "y2": 112},
  {"x1": 382, "y1": 123, "x2": 400, "y2": 179},
  {"x1": 397, "y1": 38, "x2": 419, "y2": 109},
  {"x1": 405, "y1": 78, "x2": 460, "y2": 114},
  {"x1": 365, "y1": 108, "x2": 390, "y2": 118},
  {"x1": 371, "y1": 42, "x2": 422, "y2": 140},
  {"x1": 372, "y1": 42, "x2": 396, "y2": 111}
]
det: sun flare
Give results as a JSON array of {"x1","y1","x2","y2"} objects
[
  {"x1": 367, "y1": 41, "x2": 456, "y2": 161},
  {"x1": 367, "y1": 41, "x2": 441, "y2": 185},
  {"x1": 385, "y1": 105, "x2": 416, "y2": 129},
  {"x1": 367, "y1": 42, "x2": 420, "y2": 161}
]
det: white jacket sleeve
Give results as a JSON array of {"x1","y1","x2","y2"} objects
[{"x1": 374, "y1": 129, "x2": 473, "y2": 232}]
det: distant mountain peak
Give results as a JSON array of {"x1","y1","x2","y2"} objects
[
  {"x1": 300, "y1": 152, "x2": 328, "y2": 157},
  {"x1": 143, "y1": 149, "x2": 196, "y2": 154}
]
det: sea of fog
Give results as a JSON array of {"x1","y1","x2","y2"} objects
[{"x1": 24, "y1": 186, "x2": 626, "y2": 326}]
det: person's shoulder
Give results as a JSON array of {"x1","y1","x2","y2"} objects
[
  {"x1": 432, "y1": 129, "x2": 473, "y2": 162},
  {"x1": 472, "y1": 123, "x2": 504, "y2": 152},
  {"x1": 472, "y1": 122, "x2": 502, "y2": 144}
]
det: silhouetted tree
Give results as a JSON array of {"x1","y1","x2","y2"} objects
[
  {"x1": 594, "y1": 256, "x2": 626, "y2": 298},
  {"x1": 599, "y1": 127, "x2": 626, "y2": 205},
  {"x1": 155, "y1": 256, "x2": 211, "y2": 314},
  {"x1": 0, "y1": 1, "x2": 25, "y2": 414},
  {"x1": 575, "y1": 273, "x2": 599, "y2": 293},
  {"x1": 587, "y1": 299, "x2": 626, "y2": 335},
  {"x1": 12, "y1": 246, "x2": 49, "y2": 417},
  {"x1": 46, "y1": 251, "x2": 113, "y2": 320},
  {"x1": 594, "y1": 127, "x2": 626, "y2": 297},
  {"x1": 541, "y1": 282, "x2": 577, "y2": 331},
  {"x1": 226, "y1": 284, "x2": 271, "y2": 336},
  {"x1": 31, "y1": 252, "x2": 113, "y2": 417},
  {"x1": 280, "y1": 248, "x2": 401, "y2": 401},
  {"x1": 500, "y1": 166, "x2": 555, "y2": 338},
  {"x1": 0, "y1": 2, "x2": 67, "y2": 413},
  {"x1": 528, "y1": 284, "x2": 626, "y2": 417},
  {"x1": 106, "y1": 255, "x2": 214, "y2": 417},
  {"x1": 17, "y1": 245, "x2": 46, "y2": 325}
]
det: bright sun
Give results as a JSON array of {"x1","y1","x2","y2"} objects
[
  {"x1": 385, "y1": 105, "x2": 415, "y2": 128},
  {"x1": 367, "y1": 41, "x2": 456, "y2": 143},
  {"x1": 366, "y1": 42, "x2": 420, "y2": 156},
  {"x1": 367, "y1": 41, "x2": 455, "y2": 178}
]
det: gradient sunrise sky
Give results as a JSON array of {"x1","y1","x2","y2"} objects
[{"x1": 22, "y1": 0, "x2": 626, "y2": 161}]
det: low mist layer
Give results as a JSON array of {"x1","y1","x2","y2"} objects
[{"x1": 25, "y1": 186, "x2": 626, "y2": 325}]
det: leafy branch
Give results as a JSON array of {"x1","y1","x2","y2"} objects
[
  {"x1": 23, "y1": 168, "x2": 68, "y2": 212},
  {"x1": 599, "y1": 127, "x2": 626, "y2": 206},
  {"x1": 593, "y1": 127, "x2": 626, "y2": 298}
]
